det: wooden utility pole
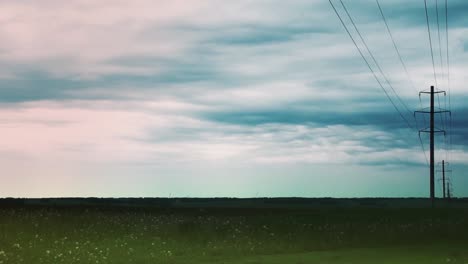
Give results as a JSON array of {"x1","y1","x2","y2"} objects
[
  {"x1": 442, "y1": 160, "x2": 446, "y2": 198},
  {"x1": 447, "y1": 182, "x2": 451, "y2": 199},
  {"x1": 430, "y1": 86, "x2": 435, "y2": 205},
  {"x1": 415, "y1": 86, "x2": 450, "y2": 207},
  {"x1": 437, "y1": 160, "x2": 452, "y2": 199}
]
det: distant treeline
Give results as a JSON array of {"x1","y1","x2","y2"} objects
[{"x1": 1, "y1": 197, "x2": 468, "y2": 209}]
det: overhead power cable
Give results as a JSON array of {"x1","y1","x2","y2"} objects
[
  {"x1": 424, "y1": 0, "x2": 445, "y2": 143},
  {"x1": 419, "y1": 132, "x2": 430, "y2": 167},
  {"x1": 424, "y1": 0, "x2": 438, "y2": 88},
  {"x1": 371, "y1": 0, "x2": 436, "y2": 168},
  {"x1": 330, "y1": 0, "x2": 432, "y2": 166},
  {"x1": 339, "y1": 0, "x2": 414, "y2": 120},
  {"x1": 375, "y1": 0, "x2": 417, "y2": 95},
  {"x1": 436, "y1": 0, "x2": 447, "y2": 132},
  {"x1": 436, "y1": 0, "x2": 444, "y2": 81},
  {"x1": 445, "y1": 0, "x2": 453, "y2": 163},
  {"x1": 435, "y1": 0, "x2": 447, "y2": 162},
  {"x1": 375, "y1": 0, "x2": 427, "y2": 128},
  {"x1": 329, "y1": 0, "x2": 414, "y2": 130}
]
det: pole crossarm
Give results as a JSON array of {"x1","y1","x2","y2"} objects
[
  {"x1": 419, "y1": 129, "x2": 445, "y2": 135},
  {"x1": 420, "y1": 90, "x2": 446, "y2": 95},
  {"x1": 437, "y1": 161, "x2": 451, "y2": 166},
  {"x1": 437, "y1": 179, "x2": 450, "y2": 183},
  {"x1": 414, "y1": 109, "x2": 451, "y2": 115},
  {"x1": 415, "y1": 106, "x2": 448, "y2": 111}
]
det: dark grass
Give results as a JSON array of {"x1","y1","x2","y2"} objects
[{"x1": 1, "y1": 202, "x2": 468, "y2": 263}]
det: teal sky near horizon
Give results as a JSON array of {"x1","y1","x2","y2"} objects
[{"x1": 1, "y1": 0, "x2": 468, "y2": 198}]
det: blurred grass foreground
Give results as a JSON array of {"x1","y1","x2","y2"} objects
[{"x1": 0, "y1": 198, "x2": 468, "y2": 264}]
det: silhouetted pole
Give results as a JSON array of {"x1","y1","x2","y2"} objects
[
  {"x1": 442, "y1": 160, "x2": 446, "y2": 198},
  {"x1": 430, "y1": 85, "x2": 435, "y2": 207},
  {"x1": 415, "y1": 85, "x2": 450, "y2": 208},
  {"x1": 447, "y1": 182, "x2": 451, "y2": 199}
]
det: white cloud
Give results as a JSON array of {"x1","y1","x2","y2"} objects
[{"x1": 0, "y1": 0, "x2": 467, "y2": 197}]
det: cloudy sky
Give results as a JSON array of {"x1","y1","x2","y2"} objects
[{"x1": 1, "y1": 0, "x2": 467, "y2": 198}]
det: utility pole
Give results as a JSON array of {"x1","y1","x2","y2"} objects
[
  {"x1": 415, "y1": 86, "x2": 450, "y2": 207},
  {"x1": 447, "y1": 181, "x2": 451, "y2": 199},
  {"x1": 437, "y1": 160, "x2": 452, "y2": 199},
  {"x1": 442, "y1": 160, "x2": 445, "y2": 198}
]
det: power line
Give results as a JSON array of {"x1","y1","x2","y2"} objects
[
  {"x1": 435, "y1": 0, "x2": 447, "y2": 132},
  {"x1": 339, "y1": 0, "x2": 414, "y2": 120},
  {"x1": 375, "y1": 0, "x2": 417, "y2": 95},
  {"x1": 444, "y1": 95, "x2": 448, "y2": 162},
  {"x1": 445, "y1": 0, "x2": 453, "y2": 163},
  {"x1": 330, "y1": 0, "x2": 432, "y2": 167},
  {"x1": 424, "y1": 0, "x2": 445, "y2": 144},
  {"x1": 419, "y1": 131, "x2": 430, "y2": 167},
  {"x1": 435, "y1": 0, "x2": 444, "y2": 82},
  {"x1": 374, "y1": 0, "x2": 429, "y2": 167},
  {"x1": 424, "y1": 0, "x2": 438, "y2": 87},
  {"x1": 435, "y1": 0, "x2": 447, "y2": 165},
  {"x1": 375, "y1": 0, "x2": 427, "y2": 128},
  {"x1": 328, "y1": 0, "x2": 414, "y2": 130}
]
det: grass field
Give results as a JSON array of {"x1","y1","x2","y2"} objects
[{"x1": 1, "y1": 206, "x2": 468, "y2": 263}]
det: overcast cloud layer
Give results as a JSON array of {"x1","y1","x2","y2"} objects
[{"x1": 1, "y1": 0, "x2": 468, "y2": 198}]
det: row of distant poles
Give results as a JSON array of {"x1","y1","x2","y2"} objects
[
  {"x1": 437, "y1": 160, "x2": 452, "y2": 199},
  {"x1": 329, "y1": 0, "x2": 454, "y2": 207}
]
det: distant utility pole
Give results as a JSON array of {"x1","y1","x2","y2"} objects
[
  {"x1": 415, "y1": 86, "x2": 450, "y2": 207},
  {"x1": 437, "y1": 160, "x2": 452, "y2": 199},
  {"x1": 447, "y1": 181, "x2": 452, "y2": 199},
  {"x1": 442, "y1": 160, "x2": 446, "y2": 198}
]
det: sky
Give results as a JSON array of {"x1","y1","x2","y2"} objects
[{"x1": 0, "y1": 0, "x2": 467, "y2": 198}]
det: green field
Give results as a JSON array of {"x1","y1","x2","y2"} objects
[{"x1": 1, "y1": 206, "x2": 467, "y2": 263}]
